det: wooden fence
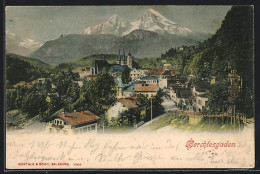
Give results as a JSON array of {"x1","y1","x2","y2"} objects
[{"x1": 169, "y1": 110, "x2": 250, "y2": 132}]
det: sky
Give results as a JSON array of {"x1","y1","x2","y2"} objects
[{"x1": 5, "y1": 6, "x2": 231, "y2": 43}]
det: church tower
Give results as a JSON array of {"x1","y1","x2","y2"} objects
[
  {"x1": 117, "y1": 50, "x2": 121, "y2": 65},
  {"x1": 116, "y1": 77, "x2": 123, "y2": 98},
  {"x1": 122, "y1": 50, "x2": 126, "y2": 65},
  {"x1": 127, "y1": 52, "x2": 133, "y2": 68}
]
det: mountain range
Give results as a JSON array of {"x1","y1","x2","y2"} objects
[
  {"x1": 83, "y1": 9, "x2": 193, "y2": 37},
  {"x1": 10, "y1": 9, "x2": 211, "y2": 65}
]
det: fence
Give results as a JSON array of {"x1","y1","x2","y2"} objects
[{"x1": 169, "y1": 110, "x2": 250, "y2": 132}]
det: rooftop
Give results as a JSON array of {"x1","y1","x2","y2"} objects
[
  {"x1": 117, "y1": 97, "x2": 141, "y2": 109},
  {"x1": 176, "y1": 89, "x2": 192, "y2": 99},
  {"x1": 146, "y1": 68, "x2": 164, "y2": 76},
  {"x1": 109, "y1": 65, "x2": 129, "y2": 73},
  {"x1": 57, "y1": 111, "x2": 100, "y2": 126},
  {"x1": 134, "y1": 84, "x2": 158, "y2": 92},
  {"x1": 140, "y1": 76, "x2": 158, "y2": 81}
]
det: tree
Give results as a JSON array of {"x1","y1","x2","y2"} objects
[
  {"x1": 122, "y1": 69, "x2": 131, "y2": 84},
  {"x1": 136, "y1": 90, "x2": 165, "y2": 122},
  {"x1": 75, "y1": 73, "x2": 116, "y2": 115},
  {"x1": 207, "y1": 79, "x2": 228, "y2": 113},
  {"x1": 48, "y1": 95, "x2": 61, "y2": 114},
  {"x1": 21, "y1": 88, "x2": 48, "y2": 118}
]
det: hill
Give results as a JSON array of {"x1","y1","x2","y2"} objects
[
  {"x1": 6, "y1": 54, "x2": 50, "y2": 85},
  {"x1": 30, "y1": 29, "x2": 207, "y2": 65},
  {"x1": 30, "y1": 34, "x2": 119, "y2": 65},
  {"x1": 159, "y1": 6, "x2": 253, "y2": 116},
  {"x1": 6, "y1": 53, "x2": 51, "y2": 70}
]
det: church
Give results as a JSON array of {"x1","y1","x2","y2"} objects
[{"x1": 117, "y1": 50, "x2": 133, "y2": 68}]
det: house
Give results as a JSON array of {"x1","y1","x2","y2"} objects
[
  {"x1": 13, "y1": 81, "x2": 33, "y2": 89},
  {"x1": 210, "y1": 76, "x2": 216, "y2": 85},
  {"x1": 158, "y1": 76, "x2": 168, "y2": 89},
  {"x1": 106, "y1": 97, "x2": 146, "y2": 124},
  {"x1": 192, "y1": 86, "x2": 207, "y2": 97},
  {"x1": 116, "y1": 77, "x2": 132, "y2": 98},
  {"x1": 169, "y1": 87, "x2": 193, "y2": 111},
  {"x1": 160, "y1": 69, "x2": 176, "y2": 77},
  {"x1": 140, "y1": 76, "x2": 158, "y2": 84},
  {"x1": 78, "y1": 67, "x2": 90, "y2": 79},
  {"x1": 90, "y1": 60, "x2": 109, "y2": 75},
  {"x1": 46, "y1": 111, "x2": 100, "y2": 135},
  {"x1": 168, "y1": 75, "x2": 187, "y2": 89},
  {"x1": 163, "y1": 63, "x2": 171, "y2": 69},
  {"x1": 195, "y1": 94, "x2": 208, "y2": 112},
  {"x1": 109, "y1": 64, "x2": 129, "y2": 78},
  {"x1": 129, "y1": 68, "x2": 146, "y2": 81},
  {"x1": 146, "y1": 68, "x2": 164, "y2": 76},
  {"x1": 46, "y1": 92, "x2": 59, "y2": 103},
  {"x1": 116, "y1": 77, "x2": 146, "y2": 98},
  {"x1": 228, "y1": 69, "x2": 241, "y2": 103},
  {"x1": 73, "y1": 80, "x2": 83, "y2": 87},
  {"x1": 134, "y1": 83, "x2": 158, "y2": 98}
]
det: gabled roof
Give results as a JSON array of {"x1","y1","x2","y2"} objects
[
  {"x1": 193, "y1": 81, "x2": 210, "y2": 92},
  {"x1": 57, "y1": 111, "x2": 100, "y2": 126},
  {"x1": 134, "y1": 84, "x2": 158, "y2": 92},
  {"x1": 109, "y1": 65, "x2": 129, "y2": 73},
  {"x1": 146, "y1": 68, "x2": 163, "y2": 75},
  {"x1": 117, "y1": 97, "x2": 141, "y2": 109},
  {"x1": 161, "y1": 70, "x2": 175, "y2": 76}
]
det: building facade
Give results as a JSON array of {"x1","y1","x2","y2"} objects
[
  {"x1": 134, "y1": 83, "x2": 158, "y2": 98},
  {"x1": 46, "y1": 111, "x2": 100, "y2": 135},
  {"x1": 107, "y1": 97, "x2": 146, "y2": 124}
]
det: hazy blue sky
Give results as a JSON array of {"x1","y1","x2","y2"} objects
[{"x1": 6, "y1": 6, "x2": 231, "y2": 42}]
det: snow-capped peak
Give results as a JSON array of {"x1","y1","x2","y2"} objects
[
  {"x1": 123, "y1": 9, "x2": 192, "y2": 36},
  {"x1": 145, "y1": 8, "x2": 176, "y2": 24},
  {"x1": 107, "y1": 14, "x2": 118, "y2": 22},
  {"x1": 83, "y1": 14, "x2": 129, "y2": 36},
  {"x1": 83, "y1": 9, "x2": 192, "y2": 37}
]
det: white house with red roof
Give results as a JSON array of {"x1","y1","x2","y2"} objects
[
  {"x1": 107, "y1": 97, "x2": 146, "y2": 124},
  {"x1": 46, "y1": 110, "x2": 100, "y2": 135},
  {"x1": 134, "y1": 83, "x2": 158, "y2": 98}
]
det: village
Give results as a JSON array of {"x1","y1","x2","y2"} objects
[{"x1": 26, "y1": 49, "x2": 242, "y2": 135}]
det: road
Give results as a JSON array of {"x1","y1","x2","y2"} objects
[{"x1": 135, "y1": 95, "x2": 177, "y2": 131}]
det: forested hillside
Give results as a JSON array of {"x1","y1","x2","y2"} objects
[
  {"x1": 160, "y1": 6, "x2": 253, "y2": 116},
  {"x1": 6, "y1": 54, "x2": 49, "y2": 86}
]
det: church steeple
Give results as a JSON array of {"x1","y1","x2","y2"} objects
[
  {"x1": 127, "y1": 51, "x2": 133, "y2": 68},
  {"x1": 122, "y1": 49, "x2": 126, "y2": 65},
  {"x1": 117, "y1": 50, "x2": 121, "y2": 65}
]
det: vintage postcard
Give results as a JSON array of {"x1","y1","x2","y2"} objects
[{"x1": 5, "y1": 5, "x2": 254, "y2": 169}]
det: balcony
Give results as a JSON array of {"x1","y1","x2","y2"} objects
[{"x1": 51, "y1": 124, "x2": 64, "y2": 129}]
